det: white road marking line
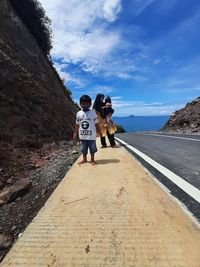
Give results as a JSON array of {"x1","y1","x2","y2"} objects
[
  {"x1": 141, "y1": 133, "x2": 200, "y2": 142},
  {"x1": 115, "y1": 137, "x2": 200, "y2": 203}
]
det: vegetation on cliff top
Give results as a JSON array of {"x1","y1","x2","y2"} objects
[
  {"x1": 116, "y1": 124, "x2": 126, "y2": 133},
  {"x1": 9, "y1": 0, "x2": 52, "y2": 55}
]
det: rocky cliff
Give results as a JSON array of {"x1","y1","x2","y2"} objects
[
  {"x1": 0, "y1": 0, "x2": 77, "y2": 144},
  {"x1": 0, "y1": 1, "x2": 81, "y2": 259},
  {"x1": 0, "y1": 0, "x2": 79, "y2": 196},
  {"x1": 162, "y1": 97, "x2": 200, "y2": 133}
]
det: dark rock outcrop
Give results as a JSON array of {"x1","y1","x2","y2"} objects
[
  {"x1": 0, "y1": 0, "x2": 77, "y2": 144},
  {"x1": 162, "y1": 97, "x2": 200, "y2": 133},
  {"x1": 0, "y1": 178, "x2": 32, "y2": 205}
]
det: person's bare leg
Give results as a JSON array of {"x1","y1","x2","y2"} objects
[
  {"x1": 90, "y1": 153, "x2": 96, "y2": 165},
  {"x1": 78, "y1": 154, "x2": 87, "y2": 164}
]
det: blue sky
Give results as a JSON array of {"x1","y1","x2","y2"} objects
[{"x1": 39, "y1": 0, "x2": 200, "y2": 116}]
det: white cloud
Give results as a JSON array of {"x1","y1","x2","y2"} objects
[
  {"x1": 111, "y1": 96, "x2": 122, "y2": 100},
  {"x1": 39, "y1": 0, "x2": 155, "y2": 86},
  {"x1": 52, "y1": 28, "x2": 120, "y2": 66},
  {"x1": 112, "y1": 100, "x2": 183, "y2": 116},
  {"x1": 53, "y1": 62, "x2": 86, "y2": 87},
  {"x1": 40, "y1": 0, "x2": 121, "y2": 28},
  {"x1": 37, "y1": 0, "x2": 128, "y2": 91},
  {"x1": 86, "y1": 85, "x2": 114, "y2": 96},
  {"x1": 103, "y1": 0, "x2": 122, "y2": 21},
  {"x1": 39, "y1": 0, "x2": 122, "y2": 72}
]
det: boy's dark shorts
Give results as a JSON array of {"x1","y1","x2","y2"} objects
[{"x1": 81, "y1": 140, "x2": 97, "y2": 155}]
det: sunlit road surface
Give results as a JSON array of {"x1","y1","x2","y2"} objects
[
  {"x1": 2, "y1": 139, "x2": 200, "y2": 266},
  {"x1": 116, "y1": 132, "x2": 200, "y2": 221}
]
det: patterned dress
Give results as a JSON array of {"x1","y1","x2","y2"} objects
[{"x1": 96, "y1": 112, "x2": 117, "y2": 137}]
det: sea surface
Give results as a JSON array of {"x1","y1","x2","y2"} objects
[{"x1": 113, "y1": 115, "x2": 170, "y2": 132}]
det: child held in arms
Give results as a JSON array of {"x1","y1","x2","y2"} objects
[
  {"x1": 102, "y1": 96, "x2": 115, "y2": 127},
  {"x1": 73, "y1": 95, "x2": 100, "y2": 165}
]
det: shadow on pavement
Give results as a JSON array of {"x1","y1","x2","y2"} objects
[{"x1": 96, "y1": 159, "x2": 120, "y2": 164}]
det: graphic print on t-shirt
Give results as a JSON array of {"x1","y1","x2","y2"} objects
[
  {"x1": 80, "y1": 121, "x2": 92, "y2": 136},
  {"x1": 81, "y1": 121, "x2": 89, "y2": 129}
]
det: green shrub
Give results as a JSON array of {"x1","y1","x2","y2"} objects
[{"x1": 116, "y1": 124, "x2": 126, "y2": 133}]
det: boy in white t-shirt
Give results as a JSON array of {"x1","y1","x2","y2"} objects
[{"x1": 73, "y1": 95, "x2": 100, "y2": 165}]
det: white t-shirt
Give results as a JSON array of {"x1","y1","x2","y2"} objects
[{"x1": 76, "y1": 110, "x2": 98, "y2": 140}]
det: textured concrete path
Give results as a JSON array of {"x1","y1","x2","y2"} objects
[{"x1": 1, "y1": 141, "x2": 200, "y2": 266}]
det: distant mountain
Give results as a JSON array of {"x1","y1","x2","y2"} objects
[
  {"x1": 162, "y1": 97, "x2": 200, "y2": 133},
  {"x1": 113, "y1": 115, "x2": 170, "y2": 132}
]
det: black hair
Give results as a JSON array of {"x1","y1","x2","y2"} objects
[
  {"x1": 79, "y1": 95, "x2": 92, "y2": 104},
  {"x1": 93, "y1": 94, "x2": 105, "y2": 118},
  {"x1": 105, "y1": 96, "x2": 111, "y2": 104},
  {"x1": 93, "y1": 94, "x2": 104, "y2": 111}
]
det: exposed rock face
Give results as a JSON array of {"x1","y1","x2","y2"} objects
[
  {"x1": 0, "y1": 0, "x2": 77, "y2": 144},
  {"x1": 162, "y1": 97, "x2": 200, "y2": 133},
  {"x1": 0, "y1": 0, "x2": 79, "y2": 194},
  {"x1": 0, "y1": 1, "x2": 81, "y2": 261}
]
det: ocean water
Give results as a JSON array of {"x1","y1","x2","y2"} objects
[{"x1": 113, "y1": 115, "x2": 170, "y2": 132}]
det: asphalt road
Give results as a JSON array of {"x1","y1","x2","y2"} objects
[{"x1": 116, "y1": 132, "x2": 200, "y2": 220}]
